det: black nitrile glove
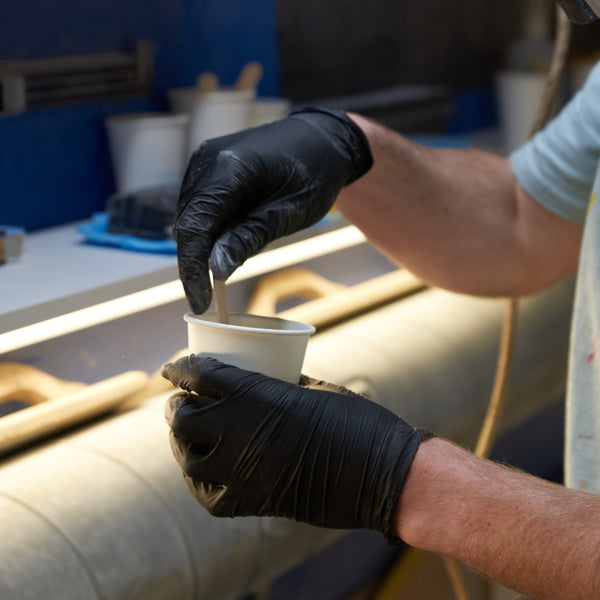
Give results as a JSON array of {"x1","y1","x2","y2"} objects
[
  {"x1": 162, "y1": 355, "x2": 431, "y2": 544},
  {"x1": 174, "y1": 108, "x2": 373, "y2": 313}
]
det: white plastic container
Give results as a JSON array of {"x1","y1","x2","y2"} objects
[
  {"x1": 249, "y1": 97, "x2": 291, "y2": 127},
  {"x1": 105, "y1": 113, "x2": 188, "y2": 193},
  {"x1": 184, "y1": 312, "x2": 316, "y2": 384},
  {"x1": 168, "y1": 87, "x2": 254, "y2": 157},
  {"x1": 495, "y1": 70, "x2": 547, "y2": 152}
]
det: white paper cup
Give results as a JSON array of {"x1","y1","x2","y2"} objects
[
  {"x1": 249, "y1": 97, "x2": 291, "y2": 127},
  {"x1": 105, "y1": 113, "x2": 188, "y2": 193},
  {"x1": 168, "y1": 87, "x2": 255, "y2": 157},
  {"x1": 184, "y1": 312, "x2": 316, "y2": 383},
  {"x1": 495, "y1": 70, "x2": 547, "y2": 152}
]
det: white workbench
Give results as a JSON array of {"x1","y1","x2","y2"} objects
[{"x1": 0, "y1": 222, "x2": 179, "y2": 335}]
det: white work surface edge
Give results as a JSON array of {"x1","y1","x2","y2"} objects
[{"x1": 0, "y1": 218, "x2": 366, "y2": 354}]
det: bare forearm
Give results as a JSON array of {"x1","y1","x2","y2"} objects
[
  {"x1": 396, "y1": 438, "x2": 600, "y2": 600},
  {"x1": 338, "y1": 114, "x2": 582, "y2": 296}
]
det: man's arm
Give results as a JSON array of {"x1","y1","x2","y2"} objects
[
  {"x1": 338, "y1": 114, "x2": 583, "y2": 297},
  {"x1": 395, "y1": 438, "x2": 600, "y2": 600}
]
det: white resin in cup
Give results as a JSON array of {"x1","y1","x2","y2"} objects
[{"x1": 184, "y1": 312, "x2": 316, "y2": 384}]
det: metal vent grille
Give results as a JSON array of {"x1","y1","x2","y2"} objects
[{"x1": 0, "y1": 40, "x2": 154, "y2": 113}]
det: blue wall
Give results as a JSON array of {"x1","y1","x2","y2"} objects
[{"x1": 0, "y1": 0, "x2": 279, "y2": 231}]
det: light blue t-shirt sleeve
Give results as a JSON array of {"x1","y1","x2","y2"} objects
[{"x1": 510, "y1": 60, "x2": 600, "y2": 224}]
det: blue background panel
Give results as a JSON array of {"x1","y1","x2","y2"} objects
[{"x1": 0, "y1": 0, "x2": 279, "y2": 231}]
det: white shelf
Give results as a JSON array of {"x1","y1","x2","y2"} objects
[{"x1": 0, "y1": 222, "x2": 179, "y2": 335}]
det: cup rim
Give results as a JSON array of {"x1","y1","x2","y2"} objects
[{"x1": 184, "y1": 311, "x2": 316, "y2": 336}]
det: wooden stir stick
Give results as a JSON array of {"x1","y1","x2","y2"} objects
[
  {"x1": 213, "y1": 279, "x2": 230, "y2": 324},
  {"x1": 196, "y1": 71, "x2": 220, "y2": 93},
  {"x1": 235, "y1": 61, "x2": 263, "y2": 91}
]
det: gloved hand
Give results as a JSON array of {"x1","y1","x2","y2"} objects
[
  {"x1": 174, "y1": 107, "x2": 373, "y2": 313},
  {"x1": 162, "y1": 355, "x2": 431, "y2": 544}
]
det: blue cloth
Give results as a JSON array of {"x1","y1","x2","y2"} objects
[{"x1": 76, "y1": 212, "x2": 177, "y2": 254}]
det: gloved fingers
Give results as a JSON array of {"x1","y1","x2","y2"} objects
[
  {"x1": 209, "y1": 216, "x2": 272, "y2": 281},
  {"x1": 169, "y1": 429, "x2": 230, "y2": 485},
  {"x1": 166, "y1": 391, "x2": 233, "y2": 484},
  {"x1": 175, "y1": 157, "x2": 244, "y2": 313},
  {"x1": 164, "y1": 389, "x2": 218, "y2": 422},
  {"x1": 174, "y1": 226, "x2": 213, "y2": 315},
  {"x1": 175, "y1": 153, "x2": 263, "y2": 310},
  {"x1": 209, "y1": 188, "x2": 330, "y2": 281},
  {"x1": 162, "y1": 355, "x2": 220, "y2": 396},
  {"x1": 174, "y1": 162, "x2": 226, "y2": 287},
  {"x1": 162, "y1": 354, "x2": 279, "y2": 400},
  {"x1": 165, "y1": 390, "x2": 222, "y2": 439},
  {"x1": 165, "y1": 392, "x2": 223, "y2": 454}
]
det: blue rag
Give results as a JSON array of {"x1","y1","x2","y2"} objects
[{"x1": 77, "y1": 213, "x2": 177, "y2": 254}]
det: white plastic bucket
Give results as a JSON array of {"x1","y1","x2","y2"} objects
[
  {"x1": 495, "y1": 70, "x2": 547, "y2": 152},
  {"x1": 249, "y1": 97, "x2": 291, "y2": 127},
  {"x1": 184, "y1": 312, "x2": 316, "y2": 384},
  {"x1": 105, "y1": 113, "x2": 189, "y2": 193},
  {"x1": 168, "y1": 87, "x2": 254, "y2": 157}
]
